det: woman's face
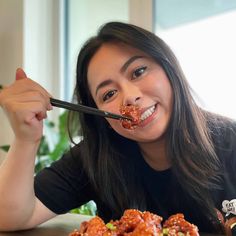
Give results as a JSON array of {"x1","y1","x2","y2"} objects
[{"x1": 87, "y1": 43, "x2": 173, "y2": 143}]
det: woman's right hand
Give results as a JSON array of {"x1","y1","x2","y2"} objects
[{"x1": 0, "y1": 68, "x2": 52, "y2": 144}]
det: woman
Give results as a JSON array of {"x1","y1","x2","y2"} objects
[{"x1": 0, "y1": 22, "x2": 235, "y2": 234}]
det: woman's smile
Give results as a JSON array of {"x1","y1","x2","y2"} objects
[{"x1": 139, "y1": 103, "x2": 158, "y2": 127}]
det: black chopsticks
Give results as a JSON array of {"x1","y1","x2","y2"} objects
[{"x1": 50, "y1": 98, "x2": 132, "y2": 121}]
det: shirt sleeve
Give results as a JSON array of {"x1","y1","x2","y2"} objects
[{"x1": 34, "y1": 143, "x2": 95, "y2": 214}]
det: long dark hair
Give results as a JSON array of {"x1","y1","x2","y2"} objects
[{"x1": 70, "y1": 22, "x2": 222, "y2": 227}]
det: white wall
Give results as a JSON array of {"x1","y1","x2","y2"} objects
[
  {"x1": 129, "y1": 0, "x2": 153, "y2": 31},
  {"x1": 23, "y1": 0, "x2": 62, "y2": 96},
  {"x1": 0, "y1": 0, "x2": 62, "y2": 161},
  {"x1": 0, "y1": 0, "x2": 23, "y2": 161}
]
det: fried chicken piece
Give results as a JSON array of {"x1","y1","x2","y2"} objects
[
  {"x1": 114, "y1": 209, "x2": 162, "y2": 235},
  {"x1": 70, "y1": 216, "x2": 108, "y2": 236},
  {"x1": 120, "y1": 105, "x2": 141, "y2": 130},
  {"x1": 142, "y1": 211, "x2": 163, "y2": 231},
  {"x1": 69, "y1": 229, "x2": 81, "y2": 236},
  {"x1": 115, "y1": 209, "x2": 143, "y2": 233},
  {"x1": 130, "y1": 211, "x2": 163, "y2": 236},
  {"x1": 130, "y1": 221, "x2": 162, "y2": 236},
  {"x1": 163, "y1": 213, "x2": 199, "y2": 236}
]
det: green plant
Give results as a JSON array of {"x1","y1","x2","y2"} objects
[
  {"x1": 70, "y1": 200, "x2": 97, "y2": 216},
  {"x1": 0, "y1": 102, "x2": 97, "y2": 216},
  {"x1": 34, "y1": 112, "x2": 70, "y2": 173},
  {"x1": 0, "y1": 111, "x2": 70, "y2": 173}
]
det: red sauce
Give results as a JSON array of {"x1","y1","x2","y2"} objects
[{"x1": 119, "y1": 105, "x2": 141, "y2": 130}]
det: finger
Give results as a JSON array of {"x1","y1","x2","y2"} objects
[
  {"x1": 12, "y1": 101, "x2": 48, "y2": 124},
  {"x1": 16, "y1": 68, "x2": 27, "y2": 81},
  {"x1": 15, "y1": 72, "x2": 53, "y2": 102},
  {"x1": 36, "y1": 111, "x2": 48, "y2": 121},
  {"x1": 15, "y1": 69, "x2": 53, "y2": 109}
]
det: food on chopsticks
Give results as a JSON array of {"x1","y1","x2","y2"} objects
[
  {"x1": 120, "y1": 105, "x2": 141, "y2": 130},
  {"x1": 69, "y1": 209, "x2": 199, "y2": 236}
]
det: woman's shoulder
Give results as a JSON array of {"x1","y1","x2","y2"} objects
[
  {"x1": 46, "y1": 140, "x2": 87, "y2": 172},
  {"x1": 206, "y1": 112, "x2": 236, "y2": 154},
  {"x1": 207, "y1": 112, "x2": 236, "y2": 136},
  {"x1": 62, "y1": 139, "x2": 86, "y2": 157}
]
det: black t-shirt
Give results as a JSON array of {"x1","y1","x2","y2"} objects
[{"x1": 34, "y1": 119, "x2": 236, "y2": 233}]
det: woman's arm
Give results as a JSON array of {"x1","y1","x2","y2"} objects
[
  {"x1": 0, "y1": 140, "x2": 56, "y2": 230},
  {"x1": 0, "y1": 68, "x2": 55, "y2": 230}
]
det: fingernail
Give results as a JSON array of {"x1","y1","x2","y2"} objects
[
  {"x1": 16, "y1": 68, "x2": 27, "y2": 80},
  {"x1": 47, "y1": 104, "x2": 53, "y2": 110}
]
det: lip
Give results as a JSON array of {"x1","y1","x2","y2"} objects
[{"x1": 139, "y1": 103, "x2": 158, "y2": 127}]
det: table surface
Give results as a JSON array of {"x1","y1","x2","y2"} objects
[{"x1": 0, "y1": 213, "x2": 225, "y2": 236}]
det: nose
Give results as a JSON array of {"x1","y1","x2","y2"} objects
[
  {"x1": 122, "y1": 82, "x2": 142, "y2": 106},
  {"x1": 124, "y1": 97, "x2": 141, "y2": 107}
]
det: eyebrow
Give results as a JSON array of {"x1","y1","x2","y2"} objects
[
  {"x1": 95, "y1": 55, "x2": 144, "y2": 96},
  {"x1": 95, "y1": 79, "x2": 113, "y2": 96},
  {"x1": 120, "y1": 55, "x2": 144, "y2": 73}
]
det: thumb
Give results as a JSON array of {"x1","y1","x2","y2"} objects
[{"x1": 16, "y1": 68, "x2": 27, "y2": 80}]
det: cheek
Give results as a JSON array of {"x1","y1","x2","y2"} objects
[
  {"x1": 164, "y1": 83, "x2": 173, "y2": 110},
  {"x1": 106, "y1": 119, "x2": 124, "y2": 135},
  {"x1": 160, "y1": 85, "x2": 172, "y2": 106},
  {"x1": 154, "y1": 78, "x2": 173, "y2": 108},
  {"x1": 97, "y1": 100, "x2": 121, "y2": 115}
]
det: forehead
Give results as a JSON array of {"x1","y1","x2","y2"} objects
[
  {"x1": 89, "y1": 42, "x2": 145, "y2": 69},
  {"x1": 87, "y1": 43, "x2": 146, "y2": 87}
]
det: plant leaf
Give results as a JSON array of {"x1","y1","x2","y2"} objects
[
  {"x1": 49, "y1": 135, "x2": 69, "y2": 161},
  {"x1": 0, "y1": 145, "x2": 10, "y2": 152}
]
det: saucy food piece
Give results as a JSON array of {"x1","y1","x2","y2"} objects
[
  {"x1": 69, "y1": 216, "x2": 107, "y2": 236},
  {"x1": 120, "y1": 105, "x2": 141, "y2": 130},
  {"x1": 163, "y1": 213, "x2": 199, "y2": 235},
  {"x1": 112, "y1": 209, "x2": 162, "y2": 235},
  {"x1": 69, "y1": 209, "x2": 199, "y2": 236}
]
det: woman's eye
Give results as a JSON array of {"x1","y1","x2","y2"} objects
[
  {"x1": 132, "y1": 66, "x2": 147, "y2": 79},
  {"x1": 102, "y1": 90, "x2": 117, "y2": 102}
]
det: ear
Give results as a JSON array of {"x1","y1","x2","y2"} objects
[{"x1": 15, "y1": 68, "x2": 27, "y2": 80}]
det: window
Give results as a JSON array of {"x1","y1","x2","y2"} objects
[{"x1": 154, "y1": 0, "x2": 236, "y2": 118}]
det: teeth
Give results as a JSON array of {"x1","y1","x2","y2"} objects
[{"x1": 141, "y1": 105, "x2": 155, "y2": 121}]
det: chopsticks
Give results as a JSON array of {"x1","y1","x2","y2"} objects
[{"x1": 50, "y1": 98, "x2": 132, "y2": 121}]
